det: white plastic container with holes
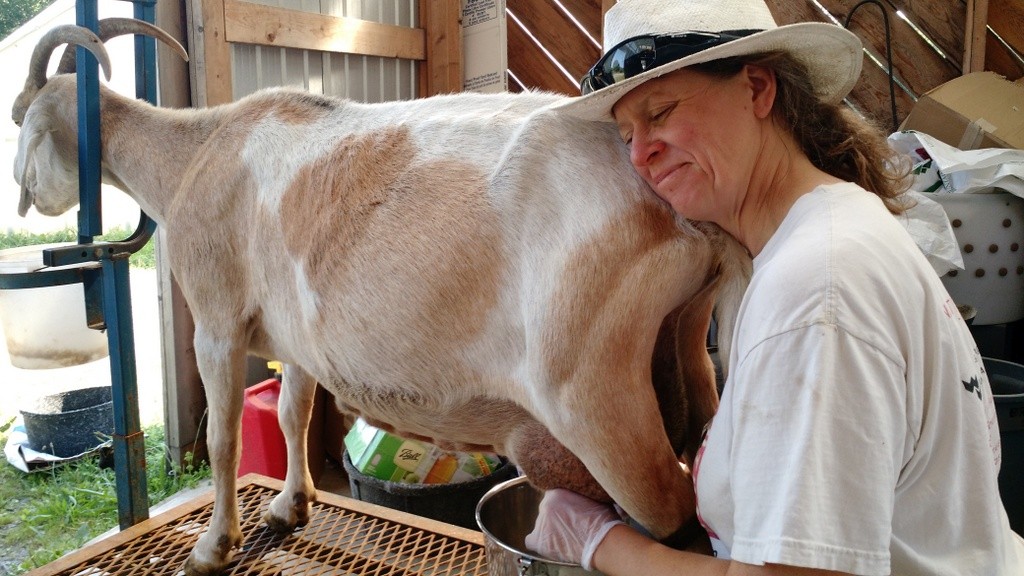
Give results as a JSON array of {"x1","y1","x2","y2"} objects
[{"x1": 929, "y1": 190, "x2": 1024, "y2": 326}]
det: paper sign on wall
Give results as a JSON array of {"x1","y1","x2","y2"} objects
[{"x1": 462, "y1": 0, "x2": 508, "y2": 93}]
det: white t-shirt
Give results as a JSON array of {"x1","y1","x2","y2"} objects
[{"x1": 692, "y1": 183, "x2": 1024, "y2": 575}]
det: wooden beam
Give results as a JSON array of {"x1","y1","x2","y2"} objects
[
  {"x1": 558, "y1": 0, "x2": 602, "y2": 43},
  {"x1": 964, "y1": 0, "x2": 989, "y2": 73},
  {"x1": 194, "y1": 0, "x2": 232, "y2": 105},
  {"x1": 600, "y1": 0, "x2": 616, "y2": 44},
  {"x1": 887, "y1": 0, "x2": 965, "y2": 72},
  {"x1": 985, "y1": 0, "x2": 1024, "y2": 80},
  {"x1": 223, "y1": 0, "x2": 426, "y2": 60},
  {"x1": 508, "y1": 16, "x2": 577, "y2": 94},
  {"x1": 508, "y1": 0, "x2": 599, "y2": 83},
  {"x1": 823, "y1": 1, "x2": 959, "y2": 97},
  {"x1": 418, "y1": 0, "x2": 462, "y2": 96},
  {"x1": 158, "y1": 0, "x2": 205, "y2": 470}
]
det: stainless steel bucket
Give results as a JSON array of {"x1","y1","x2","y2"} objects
[{"x1": 476, "y1": 476, "x2": 604, "y2": 576}]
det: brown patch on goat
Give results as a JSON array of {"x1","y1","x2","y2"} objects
[
  {"x1": 280, "y1": 127, "x2": 503, "y2": 345},
  {"x1": 262, "y1": 91, "x2": 338, "y2": 123},
  {"x1": 234, "y1": 90, "x2": 335, "y2": 126},
  {"x1": 541, "y1": 203, "x2": 688, "y2": 383}
]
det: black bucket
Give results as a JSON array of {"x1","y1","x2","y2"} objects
[
  {"x1": 987, "y1": 357, "x2": 1024, "y2": 535},
  {"x1": 20, "y1": 386, "x2": 113, "y2": 458},
  {"x1": 343, "y1": 450, "x2": 519, "y2": 530}
]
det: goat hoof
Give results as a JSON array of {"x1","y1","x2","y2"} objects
[
  {"x1": 183, "y1": 532, "x2": 241, "y2": 576},
  {"x1": 183, "y1": 555, "x2": 229, "y2": 576},
  {"x1": 263, "y1": 510, "x2": 300, "y2": 534}
]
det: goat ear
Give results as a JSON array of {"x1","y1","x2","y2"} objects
[
  {"x1": 18, "y1": 167, "x2": 35, "y2": 217},
  {"x1": 16, "y1": 129, "x2": 46, "y2": 217}
]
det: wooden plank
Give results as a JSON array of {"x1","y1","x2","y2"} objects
[
  {"x1": 765, "y1": 0, "x2": 925, "y2": 125},
  {"x1": 847, "y1": 55, "x2": 916, "y2": 131},
  {"x1": 507, "y1": 16, "x2": 578, "y2": 94},
  {"x1": 826, "y1": 0, "x2": 958, "y2": 97},
  {"x1": 156, "y1": 233, "x2": 209, "y2": 470},
  {"x1": 990, "y1": 0, "x2": 1024, "y2": 55},
  {"x1": 964, "y1": 0, "x2": 989, "y2": 73},
  {"x1": 556, "y1": 0, "x2": 602, "y2": 44},
  {"x1": 195, "y1": 0, "x2": 232, "y2": 106},
  {"x1": 418, "y1": 0, "x2": 462, "y2": 96},
  {"x1": 508, "y1": 0, "x2": 599, "y2": 83},
  {"x1": 888, "y1": 0, "x2": 965, "y2": 71},
  {"x1": 987, "y1": 0, "x2": 1024, "y2": 79},
  {"x1": 508, "y1": 70, "x2": 527, "y2": 92},
  {"x1": 985, "y1": 34, "x2": 1024, "y2": 80},
  {"x1": 223, "y1": 0, "x2": 425, "y2": 59},
  {"x1": 601, "y1": 0, "x2": 616, "y2": 23}
]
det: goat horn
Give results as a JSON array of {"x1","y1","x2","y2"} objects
[
  {"x1": 12, "y1": 25, "x2": 110, "y2": 126},
  {"x1": 29, "y1": 26, "x2": 111, "y2": 88},
  {"x1": 56, "y1": 18, "x2": 189, "y2": 74}
]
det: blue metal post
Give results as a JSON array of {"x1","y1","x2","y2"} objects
[
  {"x1": 133, "y1": 0, "x2": 157, "y2": 102},
  {"x1": 73, "y1": 0, "x2": 152, "y2": 528},
  {"x1": 102, "y1": 256, "x2": 149, "y2": 528},
  {"x1": 76, "y1": 0, "x2": 102, "y2": 243}
]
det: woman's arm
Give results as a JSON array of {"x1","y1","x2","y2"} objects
[
  {"x1": 593, "y1": 525, "x2": 852, "y2": 576},
  {"x1": 527, "y1": 489, "x2": 853, "y2": 576}
]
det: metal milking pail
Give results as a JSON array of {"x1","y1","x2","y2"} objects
[{"x1": 476, "y1": 475, "x2": 606, "y2": 576}]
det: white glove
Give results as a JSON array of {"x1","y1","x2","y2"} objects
[{"x1": 524, "y1": 489, "x2": 626, "y2": 570}]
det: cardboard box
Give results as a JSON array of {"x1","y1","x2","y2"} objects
[
  {"x1": 900, "y1": 72, "x2": 1024, "y2": 150},
  {"x1": 344, "y1": 418, "x2": 502, "y2": 484}
]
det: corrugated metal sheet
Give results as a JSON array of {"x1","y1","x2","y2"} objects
[{"x1": 231, "y1": 0, "x2": 418, "y2": 101}]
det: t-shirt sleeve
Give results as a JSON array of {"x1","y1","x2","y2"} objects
[{"x1": 726, "y1": 322, "x2": 906, "y2": 575}]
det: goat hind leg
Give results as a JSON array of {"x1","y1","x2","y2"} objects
[
  {"x1": 264, "y1": 363, "x2": 318, "y2": 533},
  {"x1": 183, "y1": 327, "x2": 248, "y2": 576},
  {"x1": 541, "y1": 374, "x2": 693, "y2": 541}
]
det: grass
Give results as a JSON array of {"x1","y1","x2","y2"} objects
[
  {"x1": 0, "y1": 421, "x2": 211, "y2": 573},
  {"x1": 0, "y1": 228, "x2": 203, "y2": 574},
  {"x1": 0, "y1": 225, "x2": 156, "y2": 269}
]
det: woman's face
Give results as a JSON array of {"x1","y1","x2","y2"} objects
[{"x1": 611, "y1": 66, "x2": 771, "y2": 225}]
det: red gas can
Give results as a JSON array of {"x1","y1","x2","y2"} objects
[{"x1": 238, "y1": 378, "x2": 288, "y2": 479}]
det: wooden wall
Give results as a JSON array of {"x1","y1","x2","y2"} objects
[{"x1": 508, "y1": 0, "x2": 1024, "y2": 131}]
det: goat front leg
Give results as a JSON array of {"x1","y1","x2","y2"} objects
[
  {"x1": 183, "y1": 326, "x2": 248, "y2": 576},
  {"x1": 263, "y1": 363, "x2": 318, "y2": 532}
]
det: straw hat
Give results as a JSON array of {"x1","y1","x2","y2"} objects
[{"x1": 554, "y1": 0, "x2": 863, "y2": 121}]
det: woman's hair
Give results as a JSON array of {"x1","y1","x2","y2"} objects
[{"x1": 693, "y1": 52, "x2": 912, "y2": 215}]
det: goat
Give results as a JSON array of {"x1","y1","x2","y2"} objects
[{"x1": 12, "y1": 22, "x2": 751, "y2": 575}]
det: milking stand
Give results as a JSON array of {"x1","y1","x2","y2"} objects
[{"x1": 0, "y1": 0, "x2": 160, "y2": 529}]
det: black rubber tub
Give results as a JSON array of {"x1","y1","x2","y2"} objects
[
  {"x1": 987, "y1": 357, "x2": 1024, "y2": 536},
  {"x1": 343, "y1": 450, "x2": 519, "y2": 530},
  {"x1": 20, "y1": 386, "x2": 113, "y2": 458}
]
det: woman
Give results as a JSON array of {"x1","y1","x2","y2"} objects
[{"x1": 525, "y1": 0, "x2": 1024, "y2": 574}]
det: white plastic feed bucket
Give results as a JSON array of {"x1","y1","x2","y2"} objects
[
  {"x1": 476, "y1": 476, "x2": 605, "y2": 576},
  {"x1": 0, "y1": 243, "x2": 108, "y2": 369}
]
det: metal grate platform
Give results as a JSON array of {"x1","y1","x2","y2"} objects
[{"x1": 27, "y1": 474, "x2": 490, "y2": 576}]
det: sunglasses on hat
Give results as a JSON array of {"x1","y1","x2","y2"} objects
[{"x1": 580, "y1": 29, "x2": 763, "y2": 95}]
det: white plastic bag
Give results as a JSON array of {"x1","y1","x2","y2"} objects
[{"x1": 888, "y1": 130, "x2": 1024, "y2": 198}]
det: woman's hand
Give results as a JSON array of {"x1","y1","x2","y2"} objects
[{"x1": 524, "y1": 488, "x2": 626, "y2": 570}]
